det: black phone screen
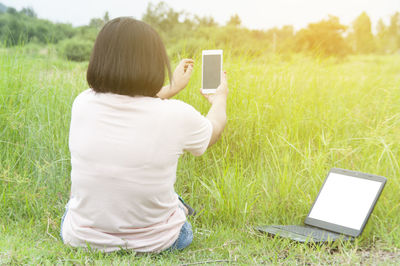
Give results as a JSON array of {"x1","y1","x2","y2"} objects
[{"x1": 203, "y1": 54, "x2": 221, "y2": 89}]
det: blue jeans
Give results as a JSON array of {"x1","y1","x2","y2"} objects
[
  {"x1": 60, "y1": 201, "x2": 69, "y2": 241},
  {"x1": 164, "y1": 220, "x2": 193, "y2": 252}
]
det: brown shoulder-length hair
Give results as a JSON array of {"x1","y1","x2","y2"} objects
[{"x1": 87, "y1": 17, "x2": 171, "y2": 97}]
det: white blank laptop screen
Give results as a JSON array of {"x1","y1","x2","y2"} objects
[{"x1": 308, "y1": 172, "x2": 382, "y2": 230}]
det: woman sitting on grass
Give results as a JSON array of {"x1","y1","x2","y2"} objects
[{"x1": 60, "y1": 17, "x2": 228, "y2": 253}]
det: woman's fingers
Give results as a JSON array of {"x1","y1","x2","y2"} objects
[
  {"x1": 220, "y1": 71, "x2": 227, "y2": 85},
  {"x1": 181, "y1": 59, "x2": 194, "y2": 72},
  {"x1": 181, "y1": 58, "x2": 194, "y2": 64},
  {"x1": 183, "y1": 63, "x2": 193, "y2": 78},
  {"x1": 217, "y1": 71, "x2": 228, "y2": 92},
  {"x1": 200, "y1": 88, "x2": 209, "y2": 99}
]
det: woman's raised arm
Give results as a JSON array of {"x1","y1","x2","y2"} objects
[
  {"x1": 157, "y1": 59, "x2": 194, "y2": 99},
  {"x1": 201, "y1": 71, "x2": 228, "y2": 147}
]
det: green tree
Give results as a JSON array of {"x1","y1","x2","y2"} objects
[
  {"x1": 141, "y1": 1, "x2": 200, "y2": 53},
  {"x1": 142, "y1": 2, "x2": 182, "y2": 33},
  {"x1": 194, "y1": 15, "x2": 218, "y2": 27},
  {"x1": 388, "y1": 12, "x2": 400, "y2": 36},
  {"x1": 295, "y1": 15, "x2": 350, "y2": 56},
  {"x1": 58, "y1": 37, "x2": 93, "y2": 61},
  {"x1": 377, "y1": 19, "x2": 387, "y2": 38},
  {"x1": 226, "y1": 14, "x2": 241, "y2": 27},
  {"x1": 388, "y1": 12, "x2": 400, "y2": 52},
  {"x1": 0, "y1": 6, "x2": 78, "y2": 46},
  {"x1": 103, "y1": 11, "x2": 110, "y2": 23},
  {"x1": 376, "y1": 19, "x2": 390, "y2": 53},
  {"x1": 88, "y1": 12, "x2": 110, "y2": 30},
  {"x1": 89, "y1": 18, "x2": 104, "y2": 29},
  {"x1": 351, "y1": 12, "x2": 375, "y2": 53},
  {"x1": 0, "y1": 3, "x2": 7, "y2": 13},
  {"x1": 2, "y1": 13, "x2": 26, "y2": 45},
  {"x1": 266, "y1": 25, "x2": 295, "y2": 53},
  {"x1": 20, "y1": 7, "x2": 36, "y2": 18},
  {"x1": 6, "y1": 7, "x2": 17, "y2": 15}
]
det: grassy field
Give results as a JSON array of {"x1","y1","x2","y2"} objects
[{"x1": 1, "y1": 46, "x2": 400, "y2": 264}]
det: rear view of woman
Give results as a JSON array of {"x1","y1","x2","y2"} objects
[{"x1": 60, "y1": 17, "x2": 228, "y2": 253}]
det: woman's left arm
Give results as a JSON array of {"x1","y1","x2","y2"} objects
[{"x1": 157, "y1": 59, "x2": 194, "y2": 99}]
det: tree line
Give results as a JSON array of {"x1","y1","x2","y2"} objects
[
  {"x1": 143, "y1": 2, "x2": 400, "y2": 57},
  {"x1": 0, "y1": 2, "x2": 399, "y2": 60}
]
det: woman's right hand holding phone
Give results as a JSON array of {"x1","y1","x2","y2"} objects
[
  {"x1": 201, "y1": 71, "x2": 228, "y2": 104},
  {"x1": 202, "y1": 71, "x2": 228, "y2": 147}
]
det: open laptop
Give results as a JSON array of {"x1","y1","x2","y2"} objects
[{"x1": 256, "y1": 168, "x2": 387, "y2": 243}]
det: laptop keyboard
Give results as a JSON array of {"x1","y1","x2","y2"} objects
[{"x1": 271, "y1": 225, "x2": 342, "y2": 240}]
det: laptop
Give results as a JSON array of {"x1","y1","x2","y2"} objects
[{"x1": 256, "y1": 168, "x2": 387, "y2": 243}]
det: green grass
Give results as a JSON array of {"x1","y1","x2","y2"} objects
[{"x1": 1, "y1": 46, "x2": 400, "y2": 264}]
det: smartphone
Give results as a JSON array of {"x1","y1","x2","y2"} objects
[{"x1": 201, "y1": 50, "x2": 223, "y2": 94}]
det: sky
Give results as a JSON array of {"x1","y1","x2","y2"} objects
[{"x1": 2, "y1": 0, "x2": 400, "y2": 32}]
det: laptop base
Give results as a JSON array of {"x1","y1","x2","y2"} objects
[{"x1": 256, "y1": 225, "x2": 353, "y2": 243}]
